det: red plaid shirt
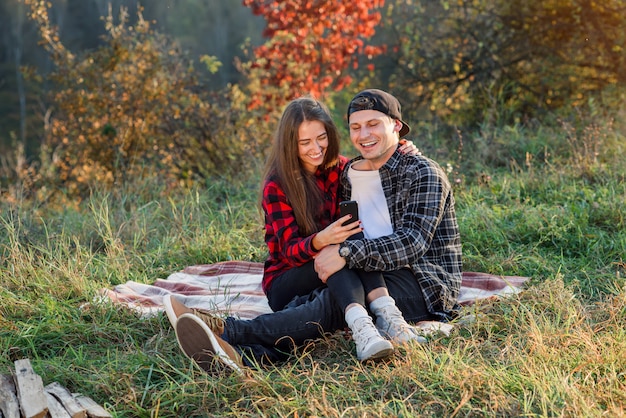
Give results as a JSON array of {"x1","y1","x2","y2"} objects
[{"x1": 261, "y1": 156, "x2": 349, "y2": 293}]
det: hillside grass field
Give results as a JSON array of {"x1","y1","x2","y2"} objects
[{"x1": 1, "y1": 121, "x2": 625, "y2": 417}]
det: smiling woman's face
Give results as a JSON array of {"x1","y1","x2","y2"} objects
[{"x1": 297, "y1": 120, "x2": 328, "y2": 174}]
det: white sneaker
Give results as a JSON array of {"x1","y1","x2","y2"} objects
[
  {"x1": 375, "y1": 305, "x2": 428, "y2": 344},
  {"x1": 351, "y1": 316, "x2": 394, "y2": 361}
]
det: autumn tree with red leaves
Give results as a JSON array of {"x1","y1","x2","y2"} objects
[{"x1": 242, "y1": 0, "x2": 385, "y2": 111}]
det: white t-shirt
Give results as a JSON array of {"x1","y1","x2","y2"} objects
[{"x1": 347, "y1": 165, "x2": 393, "y2": 239}]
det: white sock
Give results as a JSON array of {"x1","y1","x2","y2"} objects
[
  {"x1": 370, "y1": 295, "x2": 395, "y2": 314},
  {"x1": 344, "y1": 305, "x2": 369, "y2": 328}
]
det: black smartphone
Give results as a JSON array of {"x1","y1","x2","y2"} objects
[{"x1": 339, "y1": 200, "x2": 359, "y2": 226}]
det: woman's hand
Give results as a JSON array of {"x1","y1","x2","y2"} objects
[
  {"x1": 312, "y1": 215, "x2": 362, "y2": 251},
  {"x1": 399, "y1": 138, "x2": 421, "y2": 156}
]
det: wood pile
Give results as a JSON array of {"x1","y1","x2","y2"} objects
[{"x1": 0, "y1": 359, "x2": 112, "y2": 418}]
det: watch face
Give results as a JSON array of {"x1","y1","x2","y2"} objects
[{"x1": 339, "y1": 246, "x2": 350, "y2": 257}]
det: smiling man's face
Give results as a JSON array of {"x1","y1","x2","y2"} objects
[{"x1": 348, "y1": 109, "x2": 401, "y2": 169}]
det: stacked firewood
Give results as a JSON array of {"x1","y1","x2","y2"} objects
[{"x1": 0, "y1": 359, "x2": 111, "y2": 418}]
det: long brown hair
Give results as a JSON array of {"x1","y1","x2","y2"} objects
[{"x1": 262, "y1": 97, "x2": 341, "y2": 236}]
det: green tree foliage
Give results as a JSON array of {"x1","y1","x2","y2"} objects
[
  {"x1": 376, "y1": 0, "x2": 626, "y2": 127},
  {"x1": 0, "y1": 0, "x2": 43, "y2": 169},
  {"x1": 145, "y1": 0, "x2": 265, "y2": 87},
  {"x1": 21, "y1": 0, "x2": 259, "y2": 202},
  {"x1": 1, "y1": 0, "x2": 267, "y2": 200}
]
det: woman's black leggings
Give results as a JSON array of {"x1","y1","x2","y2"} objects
[{"x1": 265, "y1": 260, "x2": 386, "y2": 313}]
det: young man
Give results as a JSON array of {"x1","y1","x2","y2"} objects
[
  {"x1": 315, "y1": 88, "x2": 462, "y2": 325},
  {"x1": 168, "y1": 89, "x2": 462, "y2": 374}
]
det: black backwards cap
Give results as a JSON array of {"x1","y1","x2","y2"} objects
[{"x1": 347, "y1": 89, "x2": 410, "y2": 137}]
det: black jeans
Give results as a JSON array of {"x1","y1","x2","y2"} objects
[{"x1": 222, "y1": 268, "x2": 434, "y2": 367}]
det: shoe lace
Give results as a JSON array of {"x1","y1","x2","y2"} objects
[
  {"x1": 352, "y1": 317, "x2": 380, "y2": 345},
  {"x1": 380, "y1": 306, "x2": 412, "y2": 336},
  {"x1": 193, "y1": 309, "x2": 225, "y2": 335}
]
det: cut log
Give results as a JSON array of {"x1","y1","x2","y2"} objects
[
  {"x1": 0, "y1": 374, "x2": 20, "y2": 418},
  {"x1": 73, "y1": 395, "x2": 112, "y2": 418},
  {"x1": 13, "y1": 359, "x2": 48, "y2": 418},
  {"x1": 45, "y1": 392, "x2": 71, "y2": 418},
  {"x1": 45, "y1": 382, "x2": 87, "y2": 418}
]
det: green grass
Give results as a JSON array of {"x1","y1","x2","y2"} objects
[{"x1": 1, "y1": 123, "x2": 625, "y2": 416}]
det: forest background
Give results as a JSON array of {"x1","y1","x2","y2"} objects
[
  {"x1": 0, "y1": 0, "x2": 625, "y2": 416},
  {"x1": 1, "y1": 0, "x2": 623, "y2": 197}
]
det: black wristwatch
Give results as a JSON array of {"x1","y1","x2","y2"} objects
[{"x1": 339, "y1": 243, "x2": 350, "y2": 258}]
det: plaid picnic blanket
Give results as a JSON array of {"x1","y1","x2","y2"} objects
[{"x1": 102, "y1": 261, "x2": 529, "y2": 326}]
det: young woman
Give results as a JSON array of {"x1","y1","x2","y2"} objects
[{"x1": 260, "y1": 97, "x2": 421, "y2": 360}]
